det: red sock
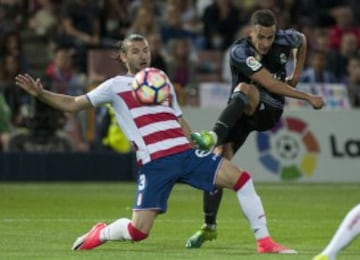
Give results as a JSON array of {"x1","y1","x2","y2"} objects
[
  {"x1": 127, "y1": 223, "x2": 148, "y2": 241},
  {"x1": 257, "y1": 236, "x2": 272, "y2": 244},
  {"x1": 233, "y1": 171, "x2": 251, "y2": 191}
]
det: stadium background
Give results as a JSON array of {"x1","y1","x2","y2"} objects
[{"x1": 1, "y1": 0, "x2": 359, "y2": 182}]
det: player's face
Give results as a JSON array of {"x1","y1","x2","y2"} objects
[
  {"x1": 250, "y1": 25, "x2": 276, "y2": 55},
  {"x1": 123, "y1": 40, "x2": 151, "y2": 75}
]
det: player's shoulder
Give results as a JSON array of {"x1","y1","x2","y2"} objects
[
  {"x1": 230, "y1": 38, "x2": 254, "y2": 62},
  {"x1": 96, "y1": 74, "x2": 132, "y2": 91},
  {"x1": 111, "y1": 74, "x2": 133, "y2": 83},
  {"x1": 274, "y1": 29, "x2": 304, "y2": 47},
  {"x1": 106, "y1": 74, "x2": 132, "y2": 85}
]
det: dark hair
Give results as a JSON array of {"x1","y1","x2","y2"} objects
[
  {"x1": 0, "y1": 31, "x2": 23, "y2": 55},
  {"x1": 119, "y1": 33, "x2": 147, "y2": 53},
  {"x1": 251, "y1": 9, "x2": 277, "y2": 27}
]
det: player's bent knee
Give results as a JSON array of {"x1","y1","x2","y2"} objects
[
  {"x1": 230, "y1": 89, "x2": 248, "y2": 105},
  {"x1": 128, "y1": 223, "x2": 149, "y2": 241},
  {"x1": 234, "y1": 82, "x2": 250, "y2": 94}
]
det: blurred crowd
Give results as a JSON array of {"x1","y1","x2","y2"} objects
[{"x1": 0, "y1": 0, "x2": 359, "y2": 153}]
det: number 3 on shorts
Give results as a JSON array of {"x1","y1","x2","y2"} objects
[{"x1": 138, "y1": 174, "x2": 146, "y2": 191}]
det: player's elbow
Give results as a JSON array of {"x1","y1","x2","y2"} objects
[
  {"x1": 65, "y1": 105, "x2": 80, "y2": 113},
  {"x1": 66, "y1": 95, "x2": 90, "y2": 113}
]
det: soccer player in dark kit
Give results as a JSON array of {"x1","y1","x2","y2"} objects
[{"x1": 187, "y1": 9, "x2": 324, "y2": 252}]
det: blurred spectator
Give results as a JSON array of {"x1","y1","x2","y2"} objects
[
  {"x1": 242, "y1": 0, "x2": 299, "y2": 29},
  {"x1": 344, "y1": 55, "x2": 360, "y2": 107},
  {"x1": 127, "y1": 6, "x2": 158, "y2": 37},
  {"x1": 160, "y1": 4, "x2": 196, "y2": 48},
  {"x1": 222, "y1": 25, "x2": 251, "y2": 83},
  {"x1": 28, "y1": 0, "x2": 58, "y2": 38},
  {"x1": 98, "y1": 0, "x2": 131, "y2": 45},
  {"x1": 297, "y1": 17, "x2": 316, "y2": 51},
  {"x1": 0, "y1": 31, "x2": 28, "y2": 72},
  {"x1": 196, "y1": 0, "x2": 212, "y2": 17},
  {"x1": 169, "y1": 0, "x2": 204, "y2": 49},
  {"x1": 202, "y1": 0, "x2": 241, "y2": 50},
  {"x1": 0, "y1": 83, "x2": 11, "y2": 151},
  {"x1": 300, "y1": 49, "x2": 337, "y2": 84},
  {"x1": 312, "y1": 28, "x2": 331, "y2": 54},
  {"x1": 0, "y1": 0, "x2": 27, "y2": 33},
  {"x1": 57, "y1": 0, "x2": 102, "y2": 72},
  {"x1": 166, "y1": 38, "x2": 197, "y2": 105},
  {"x1": 281, "y1": 0, "x2": 302, "y2": 28},
  {"x1": 300, "y1": 0, "x2": 341, "y2": 25},
  {"x1": 170, "y1": 0, "x2": 201, "y2": 32},
  {"x1": 348, "y1": 0, "x2": 360, "y2": 26},
  {"x1": 44, "y1": 47, "x2": 88, "y2": 151},
  {"x1": 128, "y1": 0, "x2": 165, "y2": 24},
  {"x1": 327, "y1": 32, "x2": 359, "y2": 81},
  {"x1": 45, "y1": 47, "x2": 86, "y2": 95},
  {"x1": 94, "y1": 104, "x2": 131, "y2": 153},
  {"x1": 328, "y1": 5, "x2": 360, "y2": 50},
  {"x1": 0, "y1": 54, "x2": 28, "y2": 128},
  {"x1": 243, "y1": 0, "x2": 283, "y2": 25},
  {"x1": 148, "y1": 32, "x2": 167, "y2": 73}
]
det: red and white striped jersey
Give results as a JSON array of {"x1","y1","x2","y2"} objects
[{"x1": 86, "y1": 75, "x2": 191, "y2": 165}]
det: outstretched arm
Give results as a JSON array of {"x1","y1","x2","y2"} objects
[
  {"x1": 15, "y1": 74, "x2": 92, "y2": 113},
  {"x1": 250, "y1": 68, "x2": 324, "y2": 110}
]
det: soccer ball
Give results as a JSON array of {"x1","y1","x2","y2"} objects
[{"x1": 132, "y1": 67, "x2": 170, "y2": 105}]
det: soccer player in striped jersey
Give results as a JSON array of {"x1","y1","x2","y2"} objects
[{"x1": 15, "y1": 33, "x2": 295, "y2": 253}]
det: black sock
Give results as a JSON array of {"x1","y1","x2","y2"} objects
[
  {"x1": 203, "y1": 189, "x2": 223, "y2": 226},
  {"x1": 212, "y1": 91, "x2": 248, "y2": 145}
]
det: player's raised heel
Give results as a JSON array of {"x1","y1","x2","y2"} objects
[
  {"x1": 185, "y1": 224, "x2": 217, "y2": 248},
  {"x1": 257, "y1": 236, "x2": 297, "y2": 254},
  {"x1": 72, "y1": 223, "x2": 107, "y2": 251},
  {"x1": 313, "y1": 254, "x2": 329, "y2": 260},
  {"x1": 191, "y1": 131, "x2": 217, "y2": 151}
]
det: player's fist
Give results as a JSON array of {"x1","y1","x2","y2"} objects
[{"x1": 309, "y1": 95, "x2": 325, "y2": 110}]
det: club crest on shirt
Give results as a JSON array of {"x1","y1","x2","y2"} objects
[
  {"x1": 280, "y1": 53, "x2": 287, "y2": 64},
  {"x1": 246, "y1": 56, "x2": 261, "y2": 71}
]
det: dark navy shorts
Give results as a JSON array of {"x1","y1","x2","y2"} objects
[
  {"x1": 133, "y1": 148, "x2": 223, "y2": 213},
  {"x1": 225, "y1": 87, "x2": 284, "y2": 153}
]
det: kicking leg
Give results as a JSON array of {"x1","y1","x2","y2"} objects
[{"x1": 191, "y1": 83, "x2": 258, "y2": 150}]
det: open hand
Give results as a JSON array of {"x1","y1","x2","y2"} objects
[{"x1": 15, "y1": 74, "x2": 44, "y2": 97}]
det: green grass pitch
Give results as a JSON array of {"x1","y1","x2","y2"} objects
[{"x1": 0, "y1": 182, "x2": 359, "y2": 260}]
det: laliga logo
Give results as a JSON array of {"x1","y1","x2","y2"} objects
[{"x1": 256, "y1": 117, "x2": 320, "y2": 180}]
